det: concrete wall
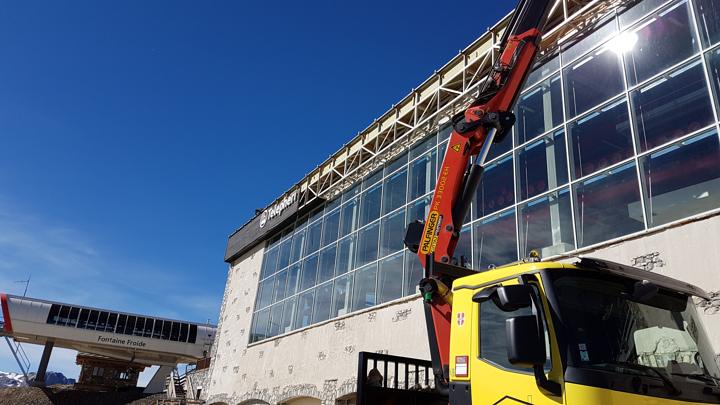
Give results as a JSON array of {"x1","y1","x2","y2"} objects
[
  {"x1": 203, "y1": 242, "x2": 430, "y2": 405},
  {"x1": 204, "y1": 213, "x2": 720, "y2": 405}
]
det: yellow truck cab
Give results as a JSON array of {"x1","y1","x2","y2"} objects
[{"x1": 357, "y1": 257, "x2": 720, "y2": 404}]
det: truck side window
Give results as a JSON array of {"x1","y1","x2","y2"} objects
[{"x1": 479, "y1": 285, "x2": 551, "y2": 372}]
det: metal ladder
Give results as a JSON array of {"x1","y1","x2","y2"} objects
[{"x1": 3, "y1": 335, "x2": 31, "y2": 383}]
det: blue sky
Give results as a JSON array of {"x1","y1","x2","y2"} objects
[{"x1": 0, "y1": 0, "x2": 509, "y2": 381}]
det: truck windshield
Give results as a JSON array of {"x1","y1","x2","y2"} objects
[{"x1": 551, "y1": 272, "x2": 720, "y2": 391}]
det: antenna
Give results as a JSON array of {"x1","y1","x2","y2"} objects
[{"x1": 14, "y1": 275, "x2": 30, "y2": 297}]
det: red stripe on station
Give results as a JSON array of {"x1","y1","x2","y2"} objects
[{"x1": 1, "y1": 294, "x2": 13, "y2": 333}]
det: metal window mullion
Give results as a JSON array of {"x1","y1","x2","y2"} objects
[{"x1": 558, "y1": 44, "x2": 579, "y2": 250}]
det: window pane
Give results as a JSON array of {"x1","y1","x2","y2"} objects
[
  {"x1": 485, "y1": 131, "x2": 513, "y2": 162},
  {"x1": 114, "y1": 314, "x2": 125, "y2": 334},
  {"x1": 179, "y1": 323, "x2": 188, "y2": 342},
  {"x1": 309, "y1": 206, "x2": 324, "y2": 224},
  {"x1": 276, "y1": 237, "x2": 292, "y2": 270},
  {"x1": 134, "y1": 318, "x2": 145, "y2": 337},
  {"x1": 332, "y1": 273, "x2": 354, "y2": 318},
  {"x1": 318, "y1": 245, "x2": 337, "y2": 284},
  {"x1": 409, "y1": 135, "x2": 437, "y2": 160},
  {"x1": 256, "y1": 277, "x2": 274, "y2": 309},
  {"x1": 188, "y1": 324, "x2": 197, "y2": 344},
  {"x1": 295, "y1": 290, "x2": 315, "y2": 329},
  {"x1": 359, "y1": 185, "x2": 382, "y2": 227},
  {"x1": 480, "y1": 289, "x2": 550, "y2": 371},
  {"x1": 516, "y1": 74, "x2": 563, "y2": 144},
  {"x1": 474, "y1": 155, "x2": 514, "y2": 219},
  {"x1": 343, "y1": 184, "x2": 361, "y2": 203},
  {"x1": 352, "y1": 263, "x2": 378, "y2": 311},
  {"x1": 574, "y1": 162, "x2": 644, "y2": 247},
  {"x1": 518, "y1": 188, "x2": 575, "y2": 258},
  {"x1": 526, "y1": 55, "x2": 560, "y2": 88},
  {"x1": 57, "y1": 306, "x2": 70, "y2": 326},
  {"x1": 106, "y1": 313, "x2": 117, "y2": 332},
  {"x1": 705, "y1": 48, "x2": 720, "y2": 113},
  {"x1": 631, "y1": 59, "x2": 714, "y2": 152},
  {"x1": 380, "y1": 208, "x2": 406, "y2": 257},
  {"x1": 385, "y1": 153, "x2": 408, "y2": 176},
  {"x1": 313, "y1": 282, "x2": 334, "y2": 323},
  {"x1": 363, "y1": 169, "x2": 383, "y2": 190},
  {"x1": 694, "y1": 0, "x2": 720, "y2": 46},
  {"x1": 356, "y1": 221, "x2": 380, "y2": 267},
  {"x1": 153, "y1": 319, "x2": 163, "y2": 339},
  {"x1": 623, "y1": 2, "x2": 699, "y2": 86},
  {"x1": 339, "y1": 198, "x2": 359, "y2": 237},
  {"x1": 251, "y1": 308, "x2": 270, "y2": 343},
  {"x1": 383, "y1": 168, "x2": 407, "y2": 215},
  {"x1": 480, "y1": 294, "x2": 531, "y2": 368},
  {"x1": 123, "y1": 315, "x2": 135, "y2": 335},
  {"x1": 305, "y1": 220, "x2": 322, "y2": 255},
  {"x1": 300, "y1": 253, "x2": 319, "y2": 291},
  {"x1": 454, "y1": 226, "x2": 473, "y2": 268},
  {"x1": 67, "y1": 307, "x2": 80, "y2": 328},
  {"x1": 87, "y1": 310, "x2": 99, "y2": 330},
  {"x1": 406, "y1": 195, "x2": 431, "y2": 224},
  {"x1": 569, "y1": 99, "x2": 633, "y2": 179},
  {"x1": 564, "y1": 48, "x2": 624, "y2": 118},
  {"x1": 377, "y1": 252, "x2": 404, "y2": 304},
  {"x1": 161, "y1": 320, "x2": 171, "y2": 340},
  {"x1": 473, "y1": 209, "x2": 518, "y2": 270},
  {"x1": 96, "y1": 312, "x2": 108, "y2": 331},
  {"x1": 144, "y1": 319, "x2": 154, "y2": 338},
  {"x1": 404, "y1": 250, "x2": 423, "y2": 296},
  {"x1": 640, "y1": 130, "x2": 720, "y2": 227},
  {"x1": 562, "y1": 19, "x2": 618, "y2": 64},
  {"x1": 619, "y1": 0, "x2": 665, "y2": 28},
  {"x1": 261, "y1": 248, "x2": 278, "y2": 279},
  {"x1": 336, "y1": 235, "x2": 356, "y2": 276},
  {"x1": 286, "y1": 263, "x2": 300, "y2": 296},
  {"x1": 517, "y1": 129, "x2": 569, "y2": 201},
  {"x1": 274, "y1": 269, "x2": 289, "y2": 302},
  {"x1": 47, "y1": 305, "x2": 60, "y2": 324},
  {"x1": 289, "y1": 227, "x2": 306, "y2": 264},
  {"x1": 268, "y1": 303, "x2": 284, "y2": 338},
  {"x1": 408, "y1": 149, "x2": 437, "y2": 201},
  {"x1": 321, "y1": 209, "x2": 341, "y2": 247},
  {"x1": 281, "y1": 297, "x2": 296, "y2": 334},
  {"x1": 326, "y1": 195, "x2": 341, "y2": 212}
]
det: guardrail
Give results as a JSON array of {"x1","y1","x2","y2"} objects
[{"x1": 356, "y1": 351, "x2": 446, "y2": 405}]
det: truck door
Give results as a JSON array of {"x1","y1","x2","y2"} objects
[{"x1": 470, "y1": 278, "x2": 563, "y2": 404}]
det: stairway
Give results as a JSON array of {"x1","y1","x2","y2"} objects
[{"x1": 154, "y1": 367, "x2": 202, "y2": 405}]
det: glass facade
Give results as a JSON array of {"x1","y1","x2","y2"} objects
[{"x1": 249, "y1": 0, "x2": 720, "y2": 343}]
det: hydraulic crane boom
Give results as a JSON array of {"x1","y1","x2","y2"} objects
[{"x1": 403, "y1": 0, "x2": 555, "y2": 390}]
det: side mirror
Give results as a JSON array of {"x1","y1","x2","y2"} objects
[
  {"x1": 473, "y1": 284, "x2": 533, "y2": 312},
  {"x1": 506, "y1": 315, "x2": 545, "y2": 368}
]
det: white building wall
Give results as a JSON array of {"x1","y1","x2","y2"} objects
[
  {"x1": 205, "y1": 213, "x2": 720, "y2": 405},
  {"x1": 204, "y1": 243, "x2": 430, "y2": 405}
]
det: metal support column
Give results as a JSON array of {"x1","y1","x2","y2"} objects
[{"x1": 32, "y1": 340, "x2": 54, "y2": 387}]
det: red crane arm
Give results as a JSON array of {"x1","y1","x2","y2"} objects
[{"x1": 403, "y1": 0, "x2": 555, "y2": 389}]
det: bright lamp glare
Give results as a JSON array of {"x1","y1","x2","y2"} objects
[{"x1": 606, "y1": 31, "x2": 639, "y2": 53}]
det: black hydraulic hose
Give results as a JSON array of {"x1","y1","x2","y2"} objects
[{"x1": 452, "y1": 163, "x2": 484, "y2": 234}]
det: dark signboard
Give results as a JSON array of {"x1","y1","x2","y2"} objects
[{"x1": 224, "y1": 189, "x2": 301, "y2": 263}]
